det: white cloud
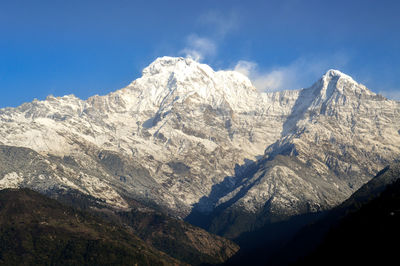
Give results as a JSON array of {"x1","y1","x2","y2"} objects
[
  {"x1": 233, "y1": 60, "x2": 257, "y2": 77},
  {"x1": 233, "y1": 53, "x2": 350, "y2": 92},
  {"x1": 180, "y1": 10, "x2": 238, "y2": 62},
  {"x1": 253, "y1": 70, "x2": 287, "y2": 91},
  {"x1": 234, "y1": 60, "x2": 286, "y2": 90},
  {"x1": 180, "y1": 34, "x2": 217, "y2": 61},
  {"x1": 234, "y1": 60, "x2": 294, "y2": 91}
]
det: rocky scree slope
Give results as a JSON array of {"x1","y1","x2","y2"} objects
[{"x1": 0, "y1": 57, "x2": 399, "y2": 236}]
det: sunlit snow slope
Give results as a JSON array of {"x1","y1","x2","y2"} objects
[{"x1": 0, "y1": 57, "x2": 399, "y2": 228}]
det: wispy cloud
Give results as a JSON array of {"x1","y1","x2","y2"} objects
[
  {"x1": 179, "y1": 10, "x2": 350, "y2": 92},
  {"x1": 180, "y1": 10, "x2": 238, "y2": 62},
  {"x1": 234, "y1": 53, "x2": 350, "y2": 91},
  {"x1": 234, "y1": 61, "x2": 288, "y2": 91},
  {"x1": 180, "y1": 34, "x2": 217, "y2": 61}
]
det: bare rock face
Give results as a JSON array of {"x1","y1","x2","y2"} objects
[
  {"x1": 193, "y1": 70, "x2": 400, "y2": 237},
  {"x1": 0, "y1": 57, "x2": 399, "y2": 236}
]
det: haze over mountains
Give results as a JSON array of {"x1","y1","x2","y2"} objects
[{"x1": 0, "y1": 56, "x2": 400, "y2": 264}]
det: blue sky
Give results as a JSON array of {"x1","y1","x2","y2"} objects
[{"x1": 1, "y1": 0, "x2": 399, "y2": 107}]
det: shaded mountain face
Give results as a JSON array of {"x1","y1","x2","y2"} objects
[
  {"x1": 0, "y1": 188, "x2": 183, "y2": 265},
  {"x1": 0, "y1": 145, "x2": 239, "y2": 265},
  {"x1": 227, "y1": 161, "x2": 400, "y2": 265},
  {"x1": 116, "y1": 208, "x2": 239, "y2": 265},
  {"x1": 195, "y1": 73, "x2": 400, "y2": 237},
  {"x1": 338, "y1": 161, "x2": 400, "y2": 209},
  {"x1": 295, "y1": 163, "x2": 400, "y2": 266},
  {"x1": 0, "y1": 57, "x2": 399, "y2": 237}
]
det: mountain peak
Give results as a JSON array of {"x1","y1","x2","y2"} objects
[
  {"x1": 141, "y1": 56, "x2": 214, "y2": 77},
  {"x1": 323, "y1": 69, "x2": 355, "y2": 83},
  {"x1": 1, "y1": 55, "x2": 400, "y2": 245},
  {"x1": 140, "y1": 56, "x2": 253, "y2": 86},
  {"x1": 310, "y1": 68, "x2": 375, "y2": 101},
  {"x1": 320, "y1": 69, "x2": 357, "y2": 91},
  {"x1": 128, "y1": 57, "x2": 257, "y2": 112}
]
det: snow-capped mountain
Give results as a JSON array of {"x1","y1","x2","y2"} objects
[
  {"x1": 192, "y1": 69, "x2": 400, "y2": 236},
  {"x1": 0, "y1": 57, "x2": 399, "y2": 232}
]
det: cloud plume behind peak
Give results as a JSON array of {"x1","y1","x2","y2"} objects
[{"x1": 233, "y1": 53, "x2": 350, "y2": 92}]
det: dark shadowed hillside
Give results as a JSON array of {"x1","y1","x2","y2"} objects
[
  {"x1": 0, "y1": 188, "x2": 183, "y2": 265},
  {"x1": 225, "y1": 161, "x2": 400, "y2": 265},
  {"x1": 117, "y1": 208, "x2": 239, "y2": 265},
  {"x1": 51, "y1": 189, "x2": 239, "y2": 265},
  {"x1": 296, "y1": 172, "x2": 400, "y2": 265}
]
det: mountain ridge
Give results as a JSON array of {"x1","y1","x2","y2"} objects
[
  {"x1": 224, "y1": 160, "x2": 400, "y2": 265},
  {"x1": 0, "y1": 57, "x2": 399, "y2": 239}
]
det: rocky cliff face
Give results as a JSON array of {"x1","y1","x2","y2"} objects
[
  {"x1": 193, "y1": 70, "x2": 400, "y2": 237},
  {"x1": 0, "y1": 57, "x2": 298, "y2": 215},
  {"x1": 0, "y1": 57, "x2": 399, "y2": 235}
]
